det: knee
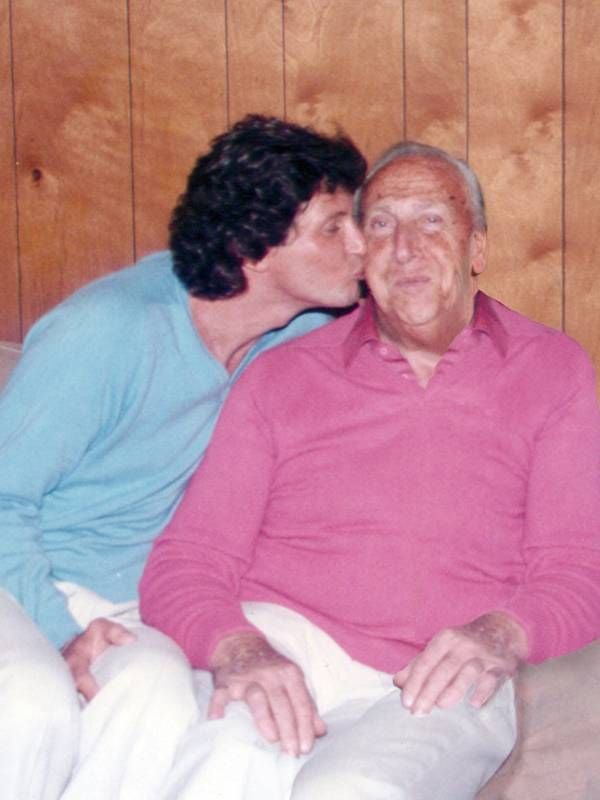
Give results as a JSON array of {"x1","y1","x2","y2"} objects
[
  {"x1": 292, "y1": 762, "x2": 361, "y2": 800},
  {"x1": 292, "y1": 759, "x2": 399, "y2": 800},
  {"x1": 0, "y1": 653, "x2": 79, "y2": 737},
  {"x1": 91, "y1": 630, "x2": 197, "y2": 722},
  {"x1": 94, "y1": 630, "x2": 190, "y2": 688}
]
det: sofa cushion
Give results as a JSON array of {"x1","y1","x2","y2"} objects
[
  {"x1": 477, "y1": 640, "x2": 600, "y2": 799},
  {"x1": 0, "y1": 341, "x2": 20, "y2": 391}
]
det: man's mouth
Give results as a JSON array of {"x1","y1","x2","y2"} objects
[{"x1": 394, "y1": 274, "x2": 430, "y2": 289}]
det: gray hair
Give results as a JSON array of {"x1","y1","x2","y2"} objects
[{"x1": 354, "y1": 141, "x2": 487, "y2": 232}]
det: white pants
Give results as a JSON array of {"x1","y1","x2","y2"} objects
[
  {"x1": 0, "y1": 585, "x2": 197, "y2": 800},
  {"x1": 164, "y1": 602, "x2": 517, "y2": 800}
]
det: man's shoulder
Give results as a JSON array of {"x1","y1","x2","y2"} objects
[
  {"x1": 484, "y1": 294, "x2": 595, "y2": 382},
  {"x1": 486, "y1": 294, "x2": 585, "y2": 352},
  {"x1": 258, "y1": 305, "x2": 360, "y2": 363},
  {"x1": 233, "y1": 306, "x2": 360, "y2": 396},
  {"x1": 20, "y1": 252, "x2": 179, "y2": 372},
  {"x1": 63, "y1": 251, "x2": 177, "y2": 315}
]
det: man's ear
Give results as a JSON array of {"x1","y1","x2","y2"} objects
[
  {"x1": 242, "y1": 254, "x2": 271, "y2": 275},
  {"x1": 470, "y1": 230, "x2": 487, "y2": 276}
]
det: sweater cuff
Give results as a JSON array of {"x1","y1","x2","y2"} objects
[{"x1": 183, "y1": 606, "x2": 266, "y2": 669}]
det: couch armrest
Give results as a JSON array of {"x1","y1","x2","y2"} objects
[{"x1": 477, "y1": 640, "x2": 600, "y2": 799}]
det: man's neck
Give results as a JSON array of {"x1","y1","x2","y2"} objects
[
  {"x1": 376, "y1": 301, "x2": 475, "y2": 388},
  {"x1": 188, "y1": 291, "x2": 305, "y2": 374}
]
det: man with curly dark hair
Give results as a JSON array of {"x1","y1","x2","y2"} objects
[{"x1": 0, "y1": 114, "x2": 366, "y2": 799}]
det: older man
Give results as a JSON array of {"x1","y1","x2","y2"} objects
[
  {"x1": 140, "y1": 142, "x2": 600, "y2": 799},
  {"x1": 0, "y1": 114, "x2": 366, "y2": 800}
]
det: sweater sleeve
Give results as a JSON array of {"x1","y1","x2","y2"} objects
[
  {"x1": 499, "y1": 342, "x2": 600, "y2": 662},
  {"x1": 0, "y1": 301, "x2": 124, "y2": 648},
  {"x1": 139, "y1": 364, "x2": 276, "y2": 668}
]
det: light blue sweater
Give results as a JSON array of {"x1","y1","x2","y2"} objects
[{"x1": 0, "y1": 251, "x2": 329, "y2": 648}]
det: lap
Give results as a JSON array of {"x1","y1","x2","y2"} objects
[
  {"x1": 0, "y1": 588, "x2": 74, "y2": 690},
  {"x1": 166, "y1": 603, "x2": 517, "y2": 800},
  {"x1": 293, "y1": 681, "x2": 516, "y2": 800}
]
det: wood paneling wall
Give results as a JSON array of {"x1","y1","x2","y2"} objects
[{"x1": 1, "y1": 0, "x2": 599, "y2": 385}]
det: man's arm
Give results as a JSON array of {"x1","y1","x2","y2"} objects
[
  {"x1": 0, "y1": 304, "x2": 132, "y2": 651},
  {"x1": 140, "y1": 361, "x2": 324, "y2": 754},
  {"x1": 395, "y1": 340, "x2": 600, "y2": 714}
]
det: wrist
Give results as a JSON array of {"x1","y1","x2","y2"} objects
[{"x1": 209, "y1": 631, "x2": 271, "y2": 670}]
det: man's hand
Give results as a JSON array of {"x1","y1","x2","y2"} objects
[
  {"x1": 393, "y1": 611, "x2": 528, "y2": 716},
  {"x1": 208, "y1": 632, "x2": 326, "y2": 757},
  {"x1": 61, "y1": 617, "x2": 136, "y2": 700}
]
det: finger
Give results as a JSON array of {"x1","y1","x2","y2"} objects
[
  {"x1": 284, "y1": 674, "x2": 323, "y2": 754},
  {"x1": 244, "y1": 682, "x2": 280, "y2": 745},
  {"x1": 396, "y1": 652, "x2": 442, "y2": 711},
  {"x1": 393, "y1": 665, "x2": 409, "y2": 688},
  {"x1": 409, "y1": 653, "x2": 478, "y2": 716},
  {"x1": 106, "y1": 623, "x2": 136, "y2": 646},
  {"x1": 67, "y1": 657, "x2": 99, "y2": 701},
  {"x1": 75, "y1": 670, "x2": 99, "y2": 701},
  {"x1": 468, "y1": 670, "x2": 504, "y2": 708},
  {"x1": 398, "y1": 632, "x2": 467, "y2": 712},
  {"x1": 434, "y1": 659, "x2": 486, "y2": 709},
  {"x1": 207, "y1": 687, "x2": 230, "y2": 720},
  {"x1": 312, "y1": 709, "x2": 327, "y2": 738},
  {"x1": 262, "y1": 684, "x2": 301, "y2": 756},
  {"x1": 293, "y1": 697, "x2": 318, "y2": 755}
]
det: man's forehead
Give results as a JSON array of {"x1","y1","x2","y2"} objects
[
  {"x1": 363, "y1": 156, "x2": 467, "y2": 209},
  {"x1": 297, "y1": 188, "x2": 353, "y2": 219}
]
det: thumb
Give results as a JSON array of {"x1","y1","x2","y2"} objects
[{"x1": 107, "y1": 623, "x2": 136, "y2": 646}]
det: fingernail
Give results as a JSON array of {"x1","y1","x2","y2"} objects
[{"x1": 403, "y1": 693, "x2": 414, "y2": 708}]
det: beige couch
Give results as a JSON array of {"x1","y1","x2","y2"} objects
[{"x1": 1, "y1": 340, "x2": 598, "y2": 798}]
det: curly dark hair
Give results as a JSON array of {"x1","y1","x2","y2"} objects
[{"x1": 169, "y1": 114, "x2": 367, "y2": 298}]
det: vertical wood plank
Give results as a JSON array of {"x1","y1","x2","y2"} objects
[
  {"x1": 404, "y1": 0, "x2": 467, "y2": 157},
  {"x1": 130, "y1": 0, "x2": 227, "y2": 257},
  {"x1": 284, "y1": 0, "x2": 404, "y2": 162},
  {"x1": 227, "y1": 0, "x2": 284, "y2": 122},
  {"x1": 12, "y1": 0, "x2": 134, "y2": 333},
  {"x1": 0, "y1": 0, "x2": 20, "y2": 341},
  {"x1": 564, "y1": 3, "x2": 600, "y2": 383},
  {"x1": 469, "y1": 0, "x2": 563, "y2": 329}
]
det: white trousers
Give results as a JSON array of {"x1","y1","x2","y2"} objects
[
  {"x1": 0, "y1": 585, "x2": 197, "y2": 800},
  {"x1": 164, "y1": 602, "x2": 517, "y2": 800}
]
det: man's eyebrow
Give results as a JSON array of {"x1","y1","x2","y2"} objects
[{"x1": 365, "y1": 199, "x2": 446, "y2": 214}]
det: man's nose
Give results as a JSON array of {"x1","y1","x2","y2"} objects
[
  {"x1": 394, "y1": 225, "x2": 417, "y2": 262},
  {"x1": 346, "y1": 221, "x2": 366, "y2": 255}
]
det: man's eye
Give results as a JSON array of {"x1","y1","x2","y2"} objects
[
  {"x1": 323, "y1": 223, "x2": 341, "y2": 235},
  {"x1": 368, "y1": 217, "x2": 390, "y2": 230}
]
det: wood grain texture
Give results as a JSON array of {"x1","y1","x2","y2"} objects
[
  {"x1": 2, "y1": 0, "x2": 600, "y2": 386},
  {"x1": 564, "y1": 3, "x2": 600, "y2": 380},
  {"x1": 227, "y1": 0, "x2": 284, "y2": 122},
  {"x1": 0, "y1": 0, "x2": 20, "y2": 341},
  {"x1": 130, "y1": 0, "x2": 227, "y2": 257},
  {"x1": 404, "y1": 0, "x2": 467, "y2": 157},
  {"x1": 12, "y1": 0, "x2": 134, "y2": 333},
  {"x1": 469, "y1": 0, "x2": 562, "y2": 329},
  {"x1": 284, "y1": 0, "x2": 404, "y2": 161}
]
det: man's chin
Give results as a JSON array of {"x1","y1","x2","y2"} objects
[{"x1": 328, "y1": 286, "x2": 362, "y2": 309}]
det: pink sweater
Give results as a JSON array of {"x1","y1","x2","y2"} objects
[{"x1": 140, "y1": 293, "x2": 600, "y2": 672}]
